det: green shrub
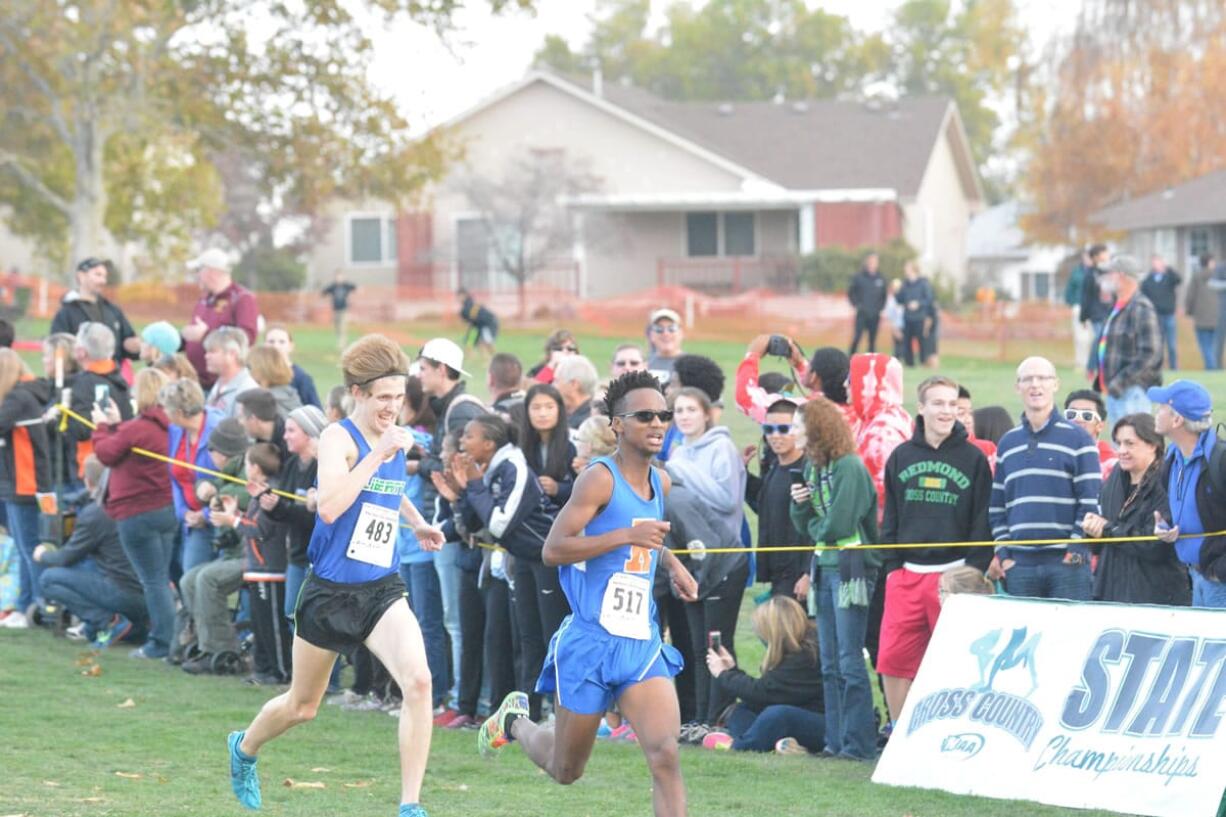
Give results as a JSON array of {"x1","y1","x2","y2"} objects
[
  {"x1": 235, "y1": 246, "x2": 306, "y2": 292},
  {"x1": 798, "y1": 239, "x2": 918, "y2": 294}
]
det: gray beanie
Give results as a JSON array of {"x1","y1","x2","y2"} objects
[
  {"x1": 288, "y1": 405, "x2": 327, "y2": 439},
  {"x1": 206, "y1": 418, "x2": 249, "y2": 458}
]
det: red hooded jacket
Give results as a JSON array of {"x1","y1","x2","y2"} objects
[
  {"x1": 848, "y1": 354, "x2": 912, "y2": 522},
  {"x1": 92, "y1": 406, "x2": 173, "y2": 521}
]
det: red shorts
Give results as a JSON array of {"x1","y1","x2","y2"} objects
[{"x1": 877, "y1": 568, "x2": 943, "y2": 680}]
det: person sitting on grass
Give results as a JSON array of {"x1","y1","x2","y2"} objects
[{"x1": 701, "y1": 595, "x2": 824, "y2": 754}]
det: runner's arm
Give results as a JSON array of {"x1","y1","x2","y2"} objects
[{"x1": 315, "y1": 423, "x2": 384, "y2": 524}]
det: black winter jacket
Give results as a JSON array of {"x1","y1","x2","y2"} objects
[
  {"x1": 264, "y1": 454, "x2": 318, "y2": 567},
  {"x1": 67, "y1": 364, "x2": 132, "y2": 443},
  {"x1": 847, "y1": 269, "x2": 888, "y2": 316},
  {"x1": 1091, "y1": 465, "x2": 1190, "y2": 605},
  {"x1": 881, "y1": 418, "x2": 993, "y2": 571},
  {"x1": 455, "y1": 443, "x2": 553, "y2": 562},
  {"x1": 49, "y1": 292, "x2": 139, "y2": 364},
  {"x1": 714, "y1": 641, "x2": 824, "y2": 713},
  {"x1": 0, "y1": 378, "x2": 53, "y2": 501}
]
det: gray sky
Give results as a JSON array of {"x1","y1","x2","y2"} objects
[{"x1": 371, "y1": 0, "x2": 1080, "y2": 133}]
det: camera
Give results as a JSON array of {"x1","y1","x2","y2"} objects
[
  {"x1": 765, "y1": 335, "x2": 792, "y2": 358},
  {"x1": 707, "y1": 631, "x2": 722, "y2": 652}
]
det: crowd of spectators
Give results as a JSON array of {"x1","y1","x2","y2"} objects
[{"x1": 2, "y1": 248, "x2": 1224, "y2": 768}]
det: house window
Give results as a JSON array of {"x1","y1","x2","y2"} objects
[
  {"x1": 724, "y1": 212, "x2": 755, "y2": 256},
  {"x1": 1189, "y1": 227, "x2": 1210, "y2": 260},
  {"x1": 685, "y1": 211, "x2": 756, "y2": 257},
  {"x1": 686, "y1": 213, "x2": 719, "y2": 257},
  {"x1": 1020, "y1": 271, "x2": 1052, "y2": 301},
  {"x1": 348, "y1": 215, "x2": 397, "y2": 265}
]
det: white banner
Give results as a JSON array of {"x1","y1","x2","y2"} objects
[{"x1": 873, "y1": 595, "x2": 1226, "y2": 817}]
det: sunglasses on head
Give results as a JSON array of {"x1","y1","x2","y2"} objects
[
  {"x1": 1064, "y1": 408, "x2": 1100, "y2": 423},
  {"x1": 617, "y1": 410, "x2": 673, "y2": 424},
  {"x1": 761, "y1": 423, "x2": 792, "y2": 436},
  {"x1": 651, "y1": 324, "x2": 679, "y2": 334}
]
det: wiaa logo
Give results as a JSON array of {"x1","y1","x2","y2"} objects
[{"x1": 907, "y1": 627, "x2": 1046, "y2": 750}]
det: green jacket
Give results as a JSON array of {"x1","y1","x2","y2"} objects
[{"x1": 789, "y1": 454, "x2": 880, "y2": 570}]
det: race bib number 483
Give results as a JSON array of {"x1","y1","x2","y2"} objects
[{"x1": 347, "y1": 502, "x2": 399, "y2": 568}]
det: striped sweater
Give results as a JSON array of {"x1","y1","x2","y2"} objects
[{"x1": 990, "y1": 409, "x2": 1102, "y2": 561}]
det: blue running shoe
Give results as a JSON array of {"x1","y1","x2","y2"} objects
[
  {"x1": 228, "y1": 730, "x2": 261, "y2": 810},
  {"x1": 399, "y1": 804, "x2": 428, "y2": 817}
]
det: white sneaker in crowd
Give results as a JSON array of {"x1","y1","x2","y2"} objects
[{"x1": 0, "y1": 611, "x2": 30, "y2": 629}]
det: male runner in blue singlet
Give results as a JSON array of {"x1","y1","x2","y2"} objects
[
  {"x1": 227, "y1": 335, "x2": 445, "y2": 817},
  {"x1": 478, "y1": 370, "x2": 698, "y2": 817}
]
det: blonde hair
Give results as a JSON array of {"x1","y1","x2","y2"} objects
[
  {"x1": 751, "y1": 596, "x2": 817, "y2": 673},
  {"x1": 940, "y1": 565, "x2": 994, "y2": 598},
  {"x1": 574, "y1": 415, "x2": 616, "y2": 458},
  {"x1": 153, "y1": 353, "x2": 199, "y2": 383},
  {"x1": 158, "y1": 378, "x2": 206, "y2": 418},
  {"x1": 341, "y1": 334, "x2": 409, "y2": 392},
  {"x1": 0, "y1": 348, "x2": 30, "y2": 403},
  {"x1": 133, "y1": 367, "x2": 170, "y2": 414},
  {"x1": 248, "y1": 345, "x2": 293, "y2": 388}
]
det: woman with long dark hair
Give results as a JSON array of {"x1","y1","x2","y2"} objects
[
  {"x1": 518, "y1": 384, "x2": 576, "y2": 512},
  {"x1": 1081, "y1": 413, "x2": 1190, "y2": 605}
]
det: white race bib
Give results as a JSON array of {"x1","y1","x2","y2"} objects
[
  {"x1": 346, "y1": 502, "x2": 399, "y2": 568},
  {"x1": 599, "y1": 572, "x2": 651, "y2": 640}
]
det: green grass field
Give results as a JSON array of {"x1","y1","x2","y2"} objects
[{"x1": 8, "y1": 314, "x2": 1221, "y2": 817}]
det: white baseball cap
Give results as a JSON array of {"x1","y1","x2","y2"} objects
[
  {"x1": 650, "y1": 307, "x2": 682, "y2": 325},
  {"x1": 187, "y1": 247, "x2": 231, "y2": 273},
  {"x1": 419, "y1": 338, "x2": 471, "y2": 378}
]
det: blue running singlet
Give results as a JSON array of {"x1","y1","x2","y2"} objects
[{"x1": 307, "y1": 417, "x2": 407, "y2": 584}]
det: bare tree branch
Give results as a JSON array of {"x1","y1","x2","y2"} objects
[
  {"x1": 0, "y1": 149, "x2": 72, "y2": 215},
  {"x1": 0, "y1": 24, "x2": 74, "y2": 148}
]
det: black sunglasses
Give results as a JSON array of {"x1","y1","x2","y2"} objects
[
  {"x1": 617, "y1": 410, "x2": 673, "y2": 424},
  {"x1": 761, "y1": 423, "x2": 791, "y2": 435}
]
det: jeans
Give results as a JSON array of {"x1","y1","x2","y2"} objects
[
  {"x1": 433, "y1": 541, "x2": 463, "y2": 703},
  {"x1": 815, "y1": 568, "x2": 877, "y2": 760},
  {"x1": 1192, "y1": 570, "x2": 1226, "y2": 609},
  {"x1": 117, "y1": 505, "x2": 180, "y2": 656},
  {"x1": 401, "y1": 562, "x2": 448, "y2": 708},
  {"x1": 1004, "y1": 553, "x2": 1092, "y2": 600},
  {"x1": 684, "y1": 561, "x2": 749, "y2": 724},
  {"x1": 1196, "y1": 327, "x2": 1220, "y2": 370},
  {"x1": 284, "y1": 562, "x2": 307, "y2": 621},
  {"x1": 1106, "y1": 385, "x2": 1151, "y2": 425},
  {"x1": 849, "y1": 312, "x2": 880, "y2": 354},
  {"x1": 40, "y1": 560, "x2": 147, "y2": 631},
  {"x1": 1157, "y1": 312, "x2": 1178, "y2": 369},
  {"x1": 5, "y1": 500, "x2": 42, "y2": 610},
  {"x1": 181, "y1": 525, "x2": 215, "y2": 574},
  {"x1": 725, "y1": 703, "x2": 826, "y2": 753}
]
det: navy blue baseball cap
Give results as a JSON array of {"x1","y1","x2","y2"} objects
[{"x1": 1146, "y1": 380, "x2": 1212, "y2": 421}]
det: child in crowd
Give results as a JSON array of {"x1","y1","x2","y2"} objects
[{"x1": 215, "y1": 442, "x2": 290, "y2": 685}]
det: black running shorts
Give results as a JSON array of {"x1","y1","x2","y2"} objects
[{"x1": 294, "y1": 570, "x2": 407, "y2": 655}]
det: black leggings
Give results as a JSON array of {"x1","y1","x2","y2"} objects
[
  {"x1": 457, "y1": 568, "x2": 515, "y2": 718},
  {"x1": 655, "y1": 587, "x2": 696, "y2": 724},
  {"x1": 685, "y1": 561, "x2": 750, "y2": 724},
  {"x1": 248, "y1": 580, "x2": 292, "y2": 682},
  {"x1": 510, "y1": 558, "x2": 571, "y2": 719}
]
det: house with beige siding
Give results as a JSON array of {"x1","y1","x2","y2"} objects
[{"x1": 308, "y1": 71, "x2": 984, "y2": 299}]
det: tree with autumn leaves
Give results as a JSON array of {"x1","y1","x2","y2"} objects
[
  {"x1": 1020, "y1": 0, "x2": 1226, "y2": 244},
  {"x1": 0, "y1": 0, "x2": 528, "y2": 277}
]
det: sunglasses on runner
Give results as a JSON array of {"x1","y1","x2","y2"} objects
[
  {"x1": 1063, "y1": 408, "x2": 1100, "y2": 422},
  {"x1": 761, "y1": 423, "x2": 791, "y2": 436},
  {"x1": 617, "y1": 410, "x2": 673, "y2": 424}
]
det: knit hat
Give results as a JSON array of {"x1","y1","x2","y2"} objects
[
  {"x1": 141, "y1": 321, "x2": 181, "y2": 357},
  {"x1": 206, "y1": 418, "x2": 249, "y2": 458},
  {"x1": 288, "y1": 405, "x2": 327, "y2": 439}
]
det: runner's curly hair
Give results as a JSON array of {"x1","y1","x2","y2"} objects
[{"x1": 602, "y1": 370, "x2": 663, "y2": 419}]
